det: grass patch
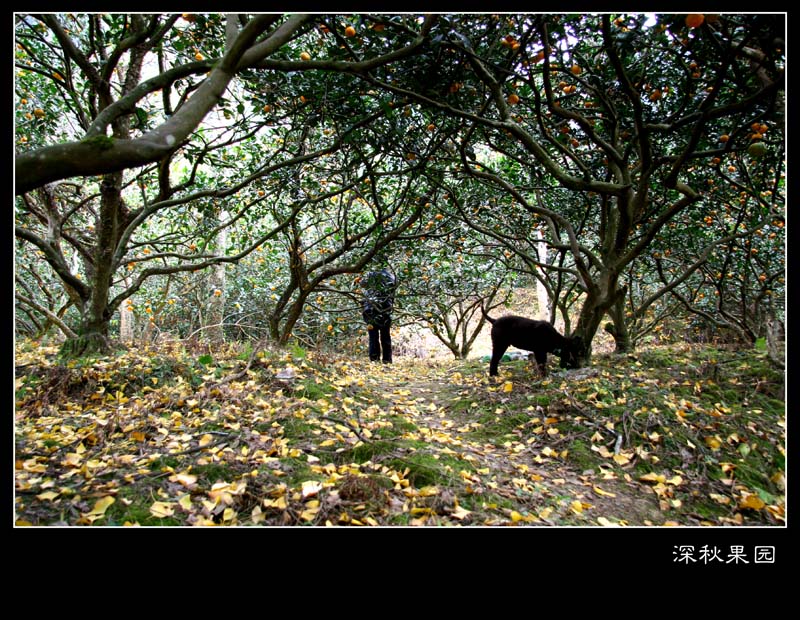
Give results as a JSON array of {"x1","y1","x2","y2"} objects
[
  {"x1": 335, "y1": 439, "x2": 399, "y2": 464},
  {"x1": 14, "y1": 340, "x2": 784, "y2": 526}
]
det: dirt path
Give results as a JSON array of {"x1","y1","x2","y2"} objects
[{"x1": 362, "y1": 359, "x2": 664, "y2": 526}]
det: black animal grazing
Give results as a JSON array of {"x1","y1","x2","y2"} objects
[{"x1": 483, "y1": 312, "x2": 578, "y2": 377}]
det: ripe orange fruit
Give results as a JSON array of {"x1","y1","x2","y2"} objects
[
  {"x1": 649, "y1": 89, "x2": 662, "y2": 101},
  {"x1": 507, "y1": 93, "x2": 520, "y2": 104},
  {"x1": 344, "y1": 25, "x2": 356, "y2": 37},
  {"x1": 719, "y1": 134, "x2": 730, "y2": 143},
  {"x1": 727, "y1": 165, "x2": 737, "y2": 172},
  {"x1": 194, "y1": 52, "x2": 204, "y2": 61},
  {"x1": 570, "y1": 64, "x2": 582, "y2": 75},
  {"x1": 300, "y1": 51, "x2": 311, "y2": 61},
  {"x1": 262, "y1": 104, "x2": 272, "y2": 113},
  {"x1": 33, "y1": 108, "x2": 45, "y2": 118},
  {"x1": 685, "y1": 14, "x2": 704, "y2": 29},
  {"x1": 426, "y1": 123, "x2": 436, "y2": 131}
]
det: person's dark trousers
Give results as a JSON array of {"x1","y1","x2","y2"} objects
[{"x1": 368, "y1": 320, "x2": 392, "y2": 363}]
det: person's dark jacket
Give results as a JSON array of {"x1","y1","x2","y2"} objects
[{"x1": 362, "y1": 269, "x2": 396, "y2": 327}]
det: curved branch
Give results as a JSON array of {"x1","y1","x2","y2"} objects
[
  {"x1": 15, "y1": 14, "x2": 284, "y2": 195},
  {"x1": 16, "y1": 292, "x2": 77, "y2": 339}
]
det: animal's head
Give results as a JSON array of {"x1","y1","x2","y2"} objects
[{"x1": 556, "y1": 337, "x2": 581, "y2": 369}]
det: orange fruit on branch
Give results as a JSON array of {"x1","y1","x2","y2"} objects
[{"x1": 685, "y1": 14, "x2": 704, "y2": 29}]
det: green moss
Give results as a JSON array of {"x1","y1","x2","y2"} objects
[
  {"x1": 337, "y1": 440, "x2": 398, "y2": 464},
  {"x1": 566, "y1": 439, "x2": 600, "y2": 471},
  {"x1": 81, "y1": 134, "x2": 115, "y2": 150}
]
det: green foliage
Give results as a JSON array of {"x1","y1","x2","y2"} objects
[{"x1": 14, "y1": 13, "x2": 784, "y2": 389}]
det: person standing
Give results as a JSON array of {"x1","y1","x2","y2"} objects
[{"x1": 362, "y1": 267, "x2": 397, "y2": 363}]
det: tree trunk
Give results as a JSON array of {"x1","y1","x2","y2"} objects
[
  {"x1": 206, "y1": 210, "x2": 229, "y2": 346},
  {"x1": 119, "y1": 304, "x2": 135, "y2": 343},
  {"x1": 58, "y1": 173, "x2": 125, "y2": 358},
  {"x1": 534, "y1": 228, "x2": 551, "y2": 320},
  {"x1": 277, "y1": 293, "x2": 309, "y2": 346},
  {"x1": 570, "y1": 277, "x2": 626, "y2": 367},
  {"x1": 605, "y1": 294, "x2": 633, "y2": 353}
]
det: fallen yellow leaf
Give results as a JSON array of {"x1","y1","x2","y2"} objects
[
  {"x1": 170, "y1": 473, "x2": 198, "y2": 487},
  {"x1": 593, "y1": 485, "x2": 616, "y2": 498},
  {"x1": 612, "y1": 453, "x2": 631, "y2": 465},
  {"x1": 198, "y1": 433, "x2": 214, "y2": 447},
  {"x1": 264, "y1": 496, "x2": 287, "y2": 510},
  {"x1": 503, "y1": 381, "x2": 513, "y2": 393},
  {"x1": 739, "y1": 494, "x2": 766, "y2": 510},
  {"x1": 300, "y1": 506, "x2": 320, "y2": 521},
  {"x1": 452, "y1": 505, "x2": 472, "y2": 520},
  {"x1": 301, "y1": 480, "x2": 322, "y2": 498},
  {"x1": 87, "y1": 496, "x2": 115, "y2": 516},
  {"x1": 149, "y1": 501, "x2": 175, "y2": 518}
]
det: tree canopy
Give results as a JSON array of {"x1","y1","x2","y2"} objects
[{"x1": 15, "y1": 13, "x2": 785, "y2": 361}]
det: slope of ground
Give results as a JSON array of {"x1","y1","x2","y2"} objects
[{"x1": 14, "y1": 340, "x2": 785, "y2": 527}]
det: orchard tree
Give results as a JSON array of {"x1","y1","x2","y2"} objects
[
  {"x1": 391, "y1": 207, "x2": 515, "y2": 359},
  {"x1": 359, "y1": 13, "x2": 785, "y2": 365},
  {"x1": 16, "y1": 13, "x2": 785, "y2": 366},
  {"x1": 14, "y1": 13, "x2": 439, "y2": 355}
]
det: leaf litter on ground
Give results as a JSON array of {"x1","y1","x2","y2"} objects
[{"x1": 14, "y1": 340, "x2": 785, "y2": 526}]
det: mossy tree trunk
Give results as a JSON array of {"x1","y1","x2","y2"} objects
[{"x1": 604, "y1": 294, "x2": 633, "y2": 354}]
